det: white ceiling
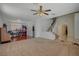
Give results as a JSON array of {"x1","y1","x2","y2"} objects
[{"x1": 0, "y1": 3, "x2": 79, "y2": 20}]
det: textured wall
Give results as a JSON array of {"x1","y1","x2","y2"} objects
[
  {"x1": 0, "y1": 11, "x2": 75, "y2": 39},
  {"x1": 74, "y1": 13, "x2": 79, "y2": 39},
  {"x1": 0, "y1": 11, "x2": 3, "y2": 27},
  {"x1": 53, "y1": 14, "x2": 74, "y2": 39}
]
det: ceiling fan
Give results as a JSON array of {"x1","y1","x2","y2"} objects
[{"x1": 31, "y1": 5, "x2": 51, "y2": 16}]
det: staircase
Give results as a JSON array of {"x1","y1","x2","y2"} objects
[
  {"x1": 47, "y1": 17, "x2": 57, "y2": 32},
  {"x1": 47, "y1": 17, "x2": 59, "y2": 39}
]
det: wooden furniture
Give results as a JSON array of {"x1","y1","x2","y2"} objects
[
  {"x1": 0, "y1": 28, "x2": 11, "y2": 43},
  {"x1": 16, "y1": 31, "x2": 27, "y2": 41},
  {"x1": 11, "y1": 29, "x2": 27, "y2": 41}
]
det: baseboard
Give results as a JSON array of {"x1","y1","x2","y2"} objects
[{"x1": 0, "y1": 40, "x2": 11, "y2": 44}]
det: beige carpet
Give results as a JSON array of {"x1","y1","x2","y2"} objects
[{"x1": 0, "y1": 38, "x2": 79, "y2": 56}]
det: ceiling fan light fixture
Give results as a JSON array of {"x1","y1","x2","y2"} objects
[
  {"x1": 31, "y1": 5, "x2": 51, "y2": 16},
  {"x1": 37, "y1": 13, "x2": 46, "y2": 16}
]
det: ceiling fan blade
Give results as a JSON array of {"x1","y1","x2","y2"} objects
[
  {"x1": 44, "y1": 9, "x2": 51, "y2": 12},
  {"x1": 44, "y1": 13, "x2": 49, "y2": 15},
  {"x1": 31, "y1": 9, "x2": 37, "y2": 12},
  {"x1": 33, "y1": 13, "x2": 38, "y2": 15}
]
